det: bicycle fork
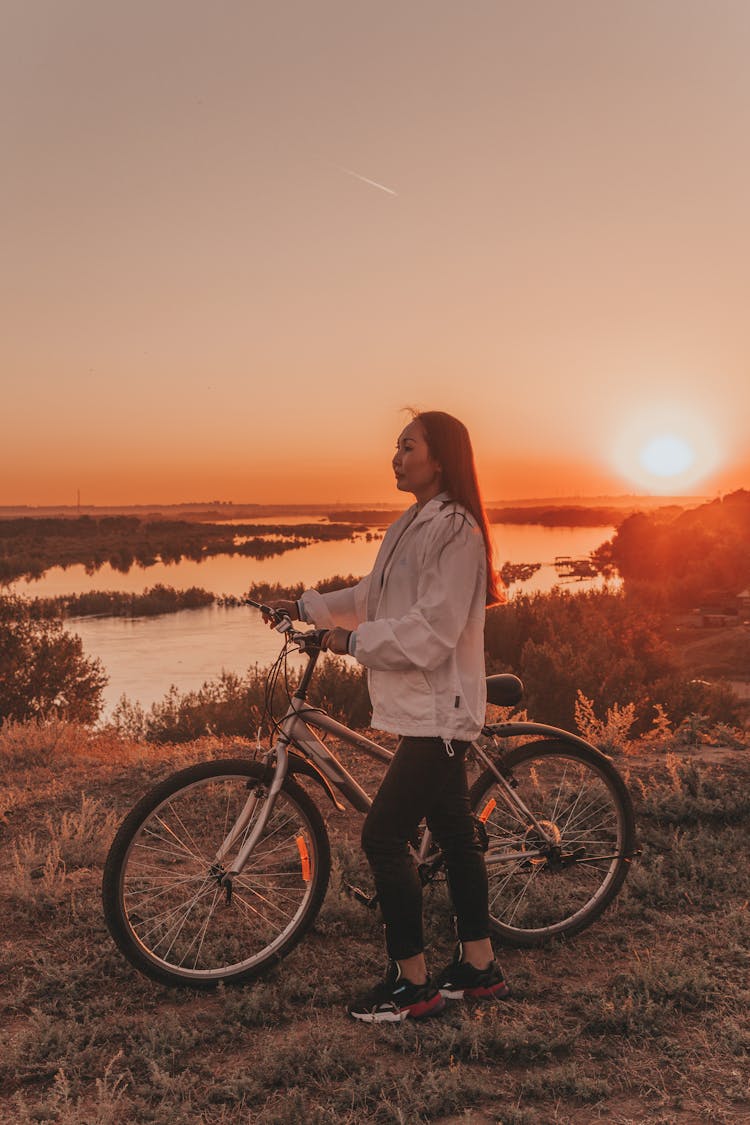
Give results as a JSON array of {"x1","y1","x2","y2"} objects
[{"x1": 216, "y1": 742, "x2": 290, "y2": 895}]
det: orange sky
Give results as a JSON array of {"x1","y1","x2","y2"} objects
[{"x1": 2, "y1": 2, "x2": 749, "y2": 505}]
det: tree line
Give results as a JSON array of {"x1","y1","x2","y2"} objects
[{"x1": 20, "y1": 585, "x2": 215, "y2": 620}]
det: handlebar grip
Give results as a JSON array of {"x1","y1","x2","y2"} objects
[
  {"x1": 244, "y1": 597, "x2": 287, "y2": 624},
  {"x1": 297, "y1": 628, "x2": 328, "y2": 652}
]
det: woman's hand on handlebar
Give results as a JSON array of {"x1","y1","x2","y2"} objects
[
  {"x1": 261, "y1": 600, "x2": 299, "y2": 626},
  {"x1": 320, "y1": 627, "x2": 352, "y2": 655}
]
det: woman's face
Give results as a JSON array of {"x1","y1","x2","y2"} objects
[{"x1": 392, "y1": 420, "x2": 443, "y2": 504}]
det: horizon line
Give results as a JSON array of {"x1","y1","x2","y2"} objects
[{"x1": 0, "y1": 492, "x2": 719, "y2": 512}]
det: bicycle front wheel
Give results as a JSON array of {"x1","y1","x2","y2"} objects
[
  {"x1": 470, "y1": 739, "x2": 636, "y2": 947},
  {"x1": 103, "y1": 759, "x2": 331, "y2": 988}
]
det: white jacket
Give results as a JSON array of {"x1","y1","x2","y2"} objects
[{"x1": 299, "y1": 493, "x2": 487, "y2": 739}]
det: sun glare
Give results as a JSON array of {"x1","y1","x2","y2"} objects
[
  {"x1": 610, "y1": 403, "x2": 722, "y2": 494},
  {"x1": 638, "y1": 435, "x2": 695, "y2": 478}
]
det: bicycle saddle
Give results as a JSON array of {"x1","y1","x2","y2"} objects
[{"x1": 485, "y1": 674, "x2": 524, "y2": 708}]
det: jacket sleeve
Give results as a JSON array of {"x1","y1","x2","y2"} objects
[
  {"x1": 298, "y1": 574, "x2": 371, "y2": 630},
  {"x1": 353, "y1": 517, "x2": 485, "y2": 672}
]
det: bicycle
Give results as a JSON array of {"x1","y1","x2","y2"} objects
[{"x1": 102, "y1": 600, "x2": 638, "y2": 990}]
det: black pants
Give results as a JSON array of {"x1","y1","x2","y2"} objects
[{"x1": 361, "y1": 736, "x2": 490, "y2": 961}]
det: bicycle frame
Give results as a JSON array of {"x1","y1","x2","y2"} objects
[{"x1": 218, "y1": 629, "x2": 597, "y2": 884}]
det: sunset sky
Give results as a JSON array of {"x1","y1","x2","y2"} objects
[{"x1": 3, "y1": 1, "x2": 749, "y2": 506}]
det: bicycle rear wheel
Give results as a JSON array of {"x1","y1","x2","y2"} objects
[
  {"x1": 470, "y1": 739, "x2": 636, "y2": 946},
  {"x1": 103, "y1": 759, "x2": 331, "y2": 988}
]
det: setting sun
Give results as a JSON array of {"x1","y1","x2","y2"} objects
[
  {"x1": 638, "y1": 435, "x2": 695, "y2": 479},
  {"x1": 609, "y1": 400, "x2": 726, "y2": 495}
]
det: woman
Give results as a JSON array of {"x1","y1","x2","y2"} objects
[{"x1": 268, "y1": 410, "x2": 510, "y2": 1022}]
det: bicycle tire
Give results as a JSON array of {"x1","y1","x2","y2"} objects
[
  {"x1": 102, "y1": 758, "x2": 331, "y2": 988},
  {"x1": 470, "y1": 738, "x2": 636, "y2": 947}
]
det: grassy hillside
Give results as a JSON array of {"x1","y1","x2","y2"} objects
[{"x1": 1, "y1": 723, "x2": 748, "y2": 1124}]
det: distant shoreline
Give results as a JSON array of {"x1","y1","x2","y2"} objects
[{"x1": 0, "y1": 494, "x2": 706, "y2": 521}]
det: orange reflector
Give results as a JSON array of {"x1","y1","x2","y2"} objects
[
  {"x1": 296, "y1": 835, "x2": 312, "y2": 882},
  {"x1": 479, "y1": 799, "x2": 496, "y2": 823}
]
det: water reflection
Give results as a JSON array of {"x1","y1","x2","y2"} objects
[{"x1": 15, "y1": 525, "x2": 612, "y2": 600}]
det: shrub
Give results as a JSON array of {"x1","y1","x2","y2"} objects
[
  {"x1": 0, "y1": 596, "x2": 106, "y2": 724},
  {"x1": 637, "y1": 702, "x2": 676, "y2": 753},
  {"x1": 0, "y1": 717, "x2": 86, "y2": 766},
  {"x1": 141, "y1": 672, "x2": 264, "y2": 743},
  {"x1": 574, "y1": 691, "x2": 637, "y2": 754},
  {"x1": 598, "y1": 490, "x2": 750, "y2": 610},
  {"x1": 45, "y1": 794, "x2": 119, "y2": 868},
  {"x1": 9, "y1": 832, "x2": 68, "y2": 907},
  {"x1": 306, "y1": 655, "x2": 370, "y2": 730},
  {"x1": 107, "y1": 696, "x2": 147, "y2": 741},
  {"x1": 651, "y1": 675, "x2": 745, "y2": 731},
  {"x1": 129, "y1": 656, "x2": 370, "y2": 742},
  {"x1": 635, "y1": 753, "x2": 750, "y2": 826}
]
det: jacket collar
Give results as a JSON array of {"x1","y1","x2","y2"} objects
[{"x1": 407, "y1": 490, "x2": 453, "y2": 526}]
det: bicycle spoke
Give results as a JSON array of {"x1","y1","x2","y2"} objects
[
  {"x1": 126, "y1": 873, "x2": 207, "y2": 907},
  {"x1": 231, "y1": 885, "x2": 295, "y2": 924},
  {"x1": 235, "y1": 873, "x2": 305, "y2": 918},
  {"x1": 504, "y1": 864, "x2": 543, "y2": 925},
  {"x1": 154, "y1": 809, "x2": 207, "y2": 866},
  {"x1": 137, "y1": 881, "x2": 217, "y2": 949},
  {"x1": 549, "y1": 761, "x2": 569, "y2": 823},
  {"x1": 234, "y1": 873, "x2": 304, "y2": 907},
  {"x1": 487, "y1": 859, "x2": 529, "y2": 906},
  {"x1": 130, "y1": 839, "x2": 205, "y2": 866},
  {"x1": 162, "y1": 888, "x2": 218, "y2": 965},
  {"x1": 126, "y1": 856, "x2": 198, "y2": 877},
  {"x1": 181, "y1": 886, "x2": 223, "y2": 970}
]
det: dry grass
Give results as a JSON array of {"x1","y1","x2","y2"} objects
[{"x1": 0, "y1": 723, "x2": 748, "y2": 1124}]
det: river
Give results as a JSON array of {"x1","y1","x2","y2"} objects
[{"x1": 12, "y1": 523, "x2": 617, "y2": 716}]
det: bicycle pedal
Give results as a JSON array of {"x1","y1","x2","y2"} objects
[{"x1": 345, "y1": 883, "x2": 378, "y2": 909}]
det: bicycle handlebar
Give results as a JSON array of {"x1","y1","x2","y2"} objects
[{"x1": 242, "y1": 597, "x2": 328, "y2": 652}]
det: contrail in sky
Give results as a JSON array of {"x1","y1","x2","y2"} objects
[{"x1": 337, "y1": 165, "x2": 398, "y2": 196}]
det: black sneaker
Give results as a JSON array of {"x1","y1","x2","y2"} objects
[
  {"x1": 348, "y1": 961, "x2": 447, "y2": 1023},
  {"x1": 435, "y1": 943, "x2": 511, "y2": 1001}
]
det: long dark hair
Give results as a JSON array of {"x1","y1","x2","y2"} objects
[{"x1": 414, "y1": 410, "x2": 505, "y2": 606}]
